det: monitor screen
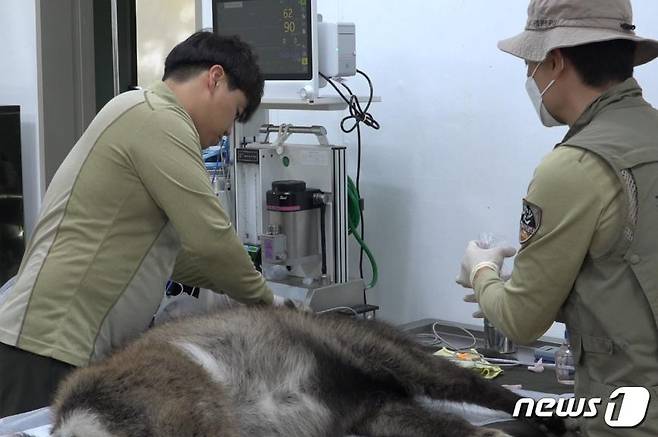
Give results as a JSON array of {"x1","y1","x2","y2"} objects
[{"x1": 213, "y1": 0, "x2": 312, "y2": 80}]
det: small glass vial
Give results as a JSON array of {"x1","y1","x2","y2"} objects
[{"x1": 555, "y1": 330, "x2": 576, "y2": 386}]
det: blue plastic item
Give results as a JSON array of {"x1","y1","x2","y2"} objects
[
  {"x1": 203, "y1": 148, "x2": 223, "y2": 170},
  {"x1": 202, "y1": 136, "x2": 230, "y2": 171},
  {"x1": 533, "y1": 345, "x2": 561, "y2": 364}
]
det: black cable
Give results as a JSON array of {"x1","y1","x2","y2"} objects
[
  {"x1": 320, "y1": 70, "x2": 380, "y2": 133},
  {"x1": 319, "y1": 70, "x2": 379, "y2": 304},
  {"x1": 357, "y1": 122, "x2": 364, "y2": 287},
  {"x1": 320, "y1": 202, "x2": 327, "y2": 276},
  {"x1": 334, "y1": 77, "x2": 366, "y2": 286}
]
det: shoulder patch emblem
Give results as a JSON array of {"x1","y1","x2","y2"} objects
[{"x1": 520, "y1": 200, "x2": 542, "y2": 245}]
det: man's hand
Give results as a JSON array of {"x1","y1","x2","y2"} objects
[{"x1": 456, "y1": 241, "x2": 517, "y2": 289}]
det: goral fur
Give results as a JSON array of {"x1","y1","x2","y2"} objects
[{"x1": 51, "y1": 307, "x2": 566, "y2": 437}]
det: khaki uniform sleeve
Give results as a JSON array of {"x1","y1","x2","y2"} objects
[
  {"x1": 130, "y1": 109, "x2": 273, "y2": 305},
  {"x1": 170, "y1": 249, "x2": 216, "y2": 290},
  {"x1": 474, "y1": 147, "x2": 619, "y2": 344}
]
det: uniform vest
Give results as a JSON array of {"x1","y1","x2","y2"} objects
[{"x1": 559, "y1": 78, "x2": 658, "y2": 436}]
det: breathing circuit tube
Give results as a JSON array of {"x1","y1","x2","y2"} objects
[{"x1": 347, "y1": 177, "x2": 378, "y2": 288}]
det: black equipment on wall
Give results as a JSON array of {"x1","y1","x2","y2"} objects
[{"x1": 0, "y1": 106, "x2": 25, "y2": 284}]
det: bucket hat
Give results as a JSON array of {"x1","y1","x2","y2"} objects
[{"x1": 498, "y1": 0, "x2": 658, "y2": 66}]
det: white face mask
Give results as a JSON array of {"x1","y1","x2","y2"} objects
[{"x1": 525, "y1": 62, "x2": 564, "y2": 127}]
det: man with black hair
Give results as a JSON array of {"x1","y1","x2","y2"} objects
[
  {"x1": 0, "y1": 31, "x2": 276, "y2": 417},
  {"x1": 456, "y1": 1, "x2": 658, "y2": 435}
]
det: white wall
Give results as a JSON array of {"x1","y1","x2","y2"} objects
[
  {"x1": 0, "y1": 0, "x2": 43, "y2": 238},
  {"x1": 209, "y1": 1, "x2": 658, "y2": 337},
  {"x1": 136, "y1": 0, "x2": 197, "y2": 87}
]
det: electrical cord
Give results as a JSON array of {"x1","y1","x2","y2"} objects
[
  {"x1": 319, "y1": 70, "x2": 380, "y2": 133},
  {"x1": 320, "y1": 70, "x2": 380, "y2": 297},
  {"x1": 317, "y1": 306, "x2": 360, "y2": 316},
  {"x1": 415, "y1": 322, "x2": 478, "y2": 351},
  {"x1": 414, "y1": 325, "x2": 553, "y2": 369},
  {"x1": 320, "y1": 202, "x2": 327, "y2": 276},
  {"x1": 210, "y1": 136, "x2": 229, "y2": 186},
  {"x1": 211, "y1": 144, "x2": 221, "y2": 185}
]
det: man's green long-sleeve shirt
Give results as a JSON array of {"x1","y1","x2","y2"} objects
[{"x1": 0, "y1": 82, "x2": 272, "y2": 367}]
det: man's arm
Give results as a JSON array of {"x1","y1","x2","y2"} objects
[
  {"x1": 170, "y1": 249, "x2": 217, "y2": 290},
  {"x1": 130, "y1": 109, "x2": 272, "y2": 305},
  {"x1": 474, "y1": 147, "x2": 620, "y2": 344}
]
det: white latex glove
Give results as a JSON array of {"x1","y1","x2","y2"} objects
[
  {"x1": 456, "y1": 241, "x2": 517, "y2": 289},
  {"x1": 273, "y1": 295, "x2": 286, "y2": 306},
  {"x1": 273, "y1": 294, "x2": 306, "y2": 310}
]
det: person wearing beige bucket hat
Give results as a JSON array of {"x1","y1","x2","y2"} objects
[
  {"x1": 457, "y1": 1, "x2": 658, "y2": 435},
  {"x1": 498, "y1": 0, "x2": 658, "y2": 66}
]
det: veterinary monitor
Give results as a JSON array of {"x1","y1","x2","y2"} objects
[
  {"x1": 214, "y1": 0, "x2": 320, "y2": 100},
  {"x1": 213, "y1": 0, "x2": 313, "y2": 80}
]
